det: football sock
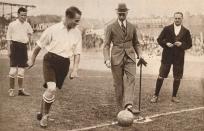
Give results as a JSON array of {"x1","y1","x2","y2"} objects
[
  {"x1": 18, "y1": 77, "x2": 23, "y2": 89},
  {"x1": 155, "y1": 78, "x2": 164, "y2": 96},
  {"x1": 41, "y1": 99, "x2": 53, "y2": 115},
  {"x1": 172, "y1": 79, "x2": 181, "y2": 97},
  {"x1": 9, "y1": 77, "x2": 15, "y2": 89}
]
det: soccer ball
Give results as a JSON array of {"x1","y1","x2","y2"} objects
[{"x1": 117, "y1": 110, "x2": 134, "y2": 127}]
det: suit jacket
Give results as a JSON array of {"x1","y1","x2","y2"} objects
[
  {"x1": 157, "y1": 24, "x2": 192, "y2": 65},
  {"x1": 103, "y1": 20, "x2": 140, "y2": 65}
]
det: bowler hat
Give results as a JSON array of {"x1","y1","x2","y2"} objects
[{"x1": 116, "y1": 3, "x2": 129, "y2": 13}]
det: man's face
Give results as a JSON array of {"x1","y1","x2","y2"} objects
[
  {"x1": 18, "y1": 11, "x2": 27, "y2": 23},
  {"x1": 117, "y1": 12, "x2": 127, "y2": 22},
  {"x1": 174, "y1": 13, "x2": 183, "y2": 26},
  {"x1": 65, "y1": 13, "x2": 81, "y2": 30}
]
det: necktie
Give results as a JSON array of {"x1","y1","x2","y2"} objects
[{"x1": 121, "y1": 22, "x2": 127, "y2": 36}]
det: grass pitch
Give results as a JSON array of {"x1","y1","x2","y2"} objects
[{"x1": 0, "y1": 55, "x2": 203, "y2": 131}]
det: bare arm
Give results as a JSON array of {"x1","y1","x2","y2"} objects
[
  {"x1": 28, "y1": 33, "x2": 32, "y2": 44},
  {"x1": 7, "y1": 40, "x2": 11, "y2": 57},
  {"x1": 6, "y1": 24, "x2": 12, "y2": 57},
  {"x1": 73, "y1": 54, "x2": 80, "y2": 72},
  {"x1": 70, "y1": 54, "x2": 80, "y2": 79},
  {"x1": 28, "y1": 45, "x2": 41, "y2": 68}
]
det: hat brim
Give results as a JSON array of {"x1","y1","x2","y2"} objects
[
  {"x1": 116, "y1": 9, "x2": 129, "y2": 13},
  {"x1": 117, "y1": 11, "x2": 128, "y2": 13}
]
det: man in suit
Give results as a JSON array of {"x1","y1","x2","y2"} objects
[
  {"x1": 150, "y1": 12, "x2": 192, "y2": 103},
  {"x1": 103, "y1": 3, "x2": 146, "y2": 114}
]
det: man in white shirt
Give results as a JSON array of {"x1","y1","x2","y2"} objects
[
  {"x1": 6, "y1": 7, "x2": 33, "y2": 97},
  {"x1": 28, "y1": 6, "x2": 82, "y2": 128},
  {"x1": 150, "y1": 12, "x2": 192, "y2": 103}
]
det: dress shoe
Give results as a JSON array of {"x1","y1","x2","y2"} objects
[
  {"x1": 40, "y1": 114, "x2": 49, "y2": 128},
  {"x1": 150, "y1": 95, "x2": 158, "y2": 103},
  {"x1": 125, "y1": 105, "x2": 140, "y2": 114},
  {"x1": 8, "y1": 89, "x2": 15, "y2": 97},
  {"x1": 18, "y1": 89, "x2": 30, "y2": 96},
  {"x1": 37, "y1": 112, "x2": 43, "y2": 121},
  {"x1": 171, "y1": 97, "x2": 180, "y2": 103}
]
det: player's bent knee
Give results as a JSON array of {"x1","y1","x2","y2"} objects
[
  {"x1": 43, "y1": 82, "x2": 56, "y2": 103},
  {"x1": 47, "y1": 82, "x2": 57, "y2": 92},
  {"x1": 9, "y1": 67, "x2": 17, "y2": 78},
  {"x1": 17, "y1": 68, "x2": 25, "y2": 78}
]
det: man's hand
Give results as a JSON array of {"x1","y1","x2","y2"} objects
[
  {"x1": 137, "y1": 57, "x2": 147, "y2": 67},
  {"x1": 105, "y1": 60, "x2": 111, "y2": 68},
  {"x1": 69, "y1": 70, "x2": 79, "y2": 79},
  {"x1": 174, "y1": 41, "x2": 182, "y2": 47},
  {"x1": 166, "y1": 42, "x2": 174, "y2": 48},
  {"x1": 27, "y1": 59, "x2": 35, "y2": 69}
]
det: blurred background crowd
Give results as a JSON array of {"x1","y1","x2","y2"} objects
[{"x1": 0, "y1": 1, "x2": 204, "y2": 57}]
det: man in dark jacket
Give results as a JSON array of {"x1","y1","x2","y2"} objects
[{"x1": 150, "y1": 12, "x2": 192, "y2": 103}]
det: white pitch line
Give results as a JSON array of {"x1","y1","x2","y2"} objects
[
  {"x1": 67, "y1": 106, "x2": 204, "y2": 131},
  {"x1": 67, "y1": 121, "x2": 118, "y2": 131},
  {"x1": 148, "y1": 106, "x2": 204, "y2": 119},
  {"x1": 83, "y1": 76, "x2": 200, "y2": 81}
]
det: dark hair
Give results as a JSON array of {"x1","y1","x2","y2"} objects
[
  {"x1": 65, "y1": 6, "x2": 82, "y2": 18},
  {"x1": 18, "y1": 7, "x2": 27, "y2": 14},
  {"x1": 174, "y1": 12, "x2": 183, "y2": 17}
]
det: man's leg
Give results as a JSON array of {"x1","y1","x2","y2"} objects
[
  {"x1": 171, "y1": 64, "x2": 183, "y2": 103},
  {"x1": 123, "y1": 56, "x2": 139, "y2": 114},
  {"x1": 172, "y1": 79, "x2": 181, "y2": 97},
  {"x1": 154, "y1": 77, "x2": 164, "y2": 97},
  {"x1": 150, "y1": 77, "x2": 164, "y2": 103},
  {"x1": 151, "y1": 63, "x2": 171, "y2": 103},
  {"x1": 8, "y1": 67, "x2": 17, "y2": 97},
  {"x1": 17, "y1": 68, "x2": 30, "y2": 96},
  {"x1": 40, "y1": 82, "x2": 56, "y2": 127},
  {"x1": 171, "y1": 79, "x2": 181, "y2": 103},
  {"x1": 111, "y1": 63, "x2": 124, "y2": 112}
]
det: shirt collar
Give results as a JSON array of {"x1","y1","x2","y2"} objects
[
  {"x1": 118, "y1": 19, "x2": 127, "y2": 28},
  {"x1": 174, "y1": 23, "x2": 181, "y2": 29},
  {"x1": 16, "y1": 19, "x2": 24, "y2": 24},
  {"x1": 59, "y1": 21, "x2": 66, "y2": 29}
]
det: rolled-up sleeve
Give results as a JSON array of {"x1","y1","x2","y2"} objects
[
  {"x1": 73, "y1": 33, "x2": 82, "y2": 55},
  {"x1": 36, "y1": 28, "x2": 52, "y2": 48}
]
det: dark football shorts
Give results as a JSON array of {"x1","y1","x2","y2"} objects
[
  {"x1": 43, "y1": 52, "x2": 70, "y2": 89},
  {"x1": 159, "y1": 63, "x2": 184, "y2": 79},
  {"x1": 10, "y1": 41, "x2": 28, "y2": 67}
]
